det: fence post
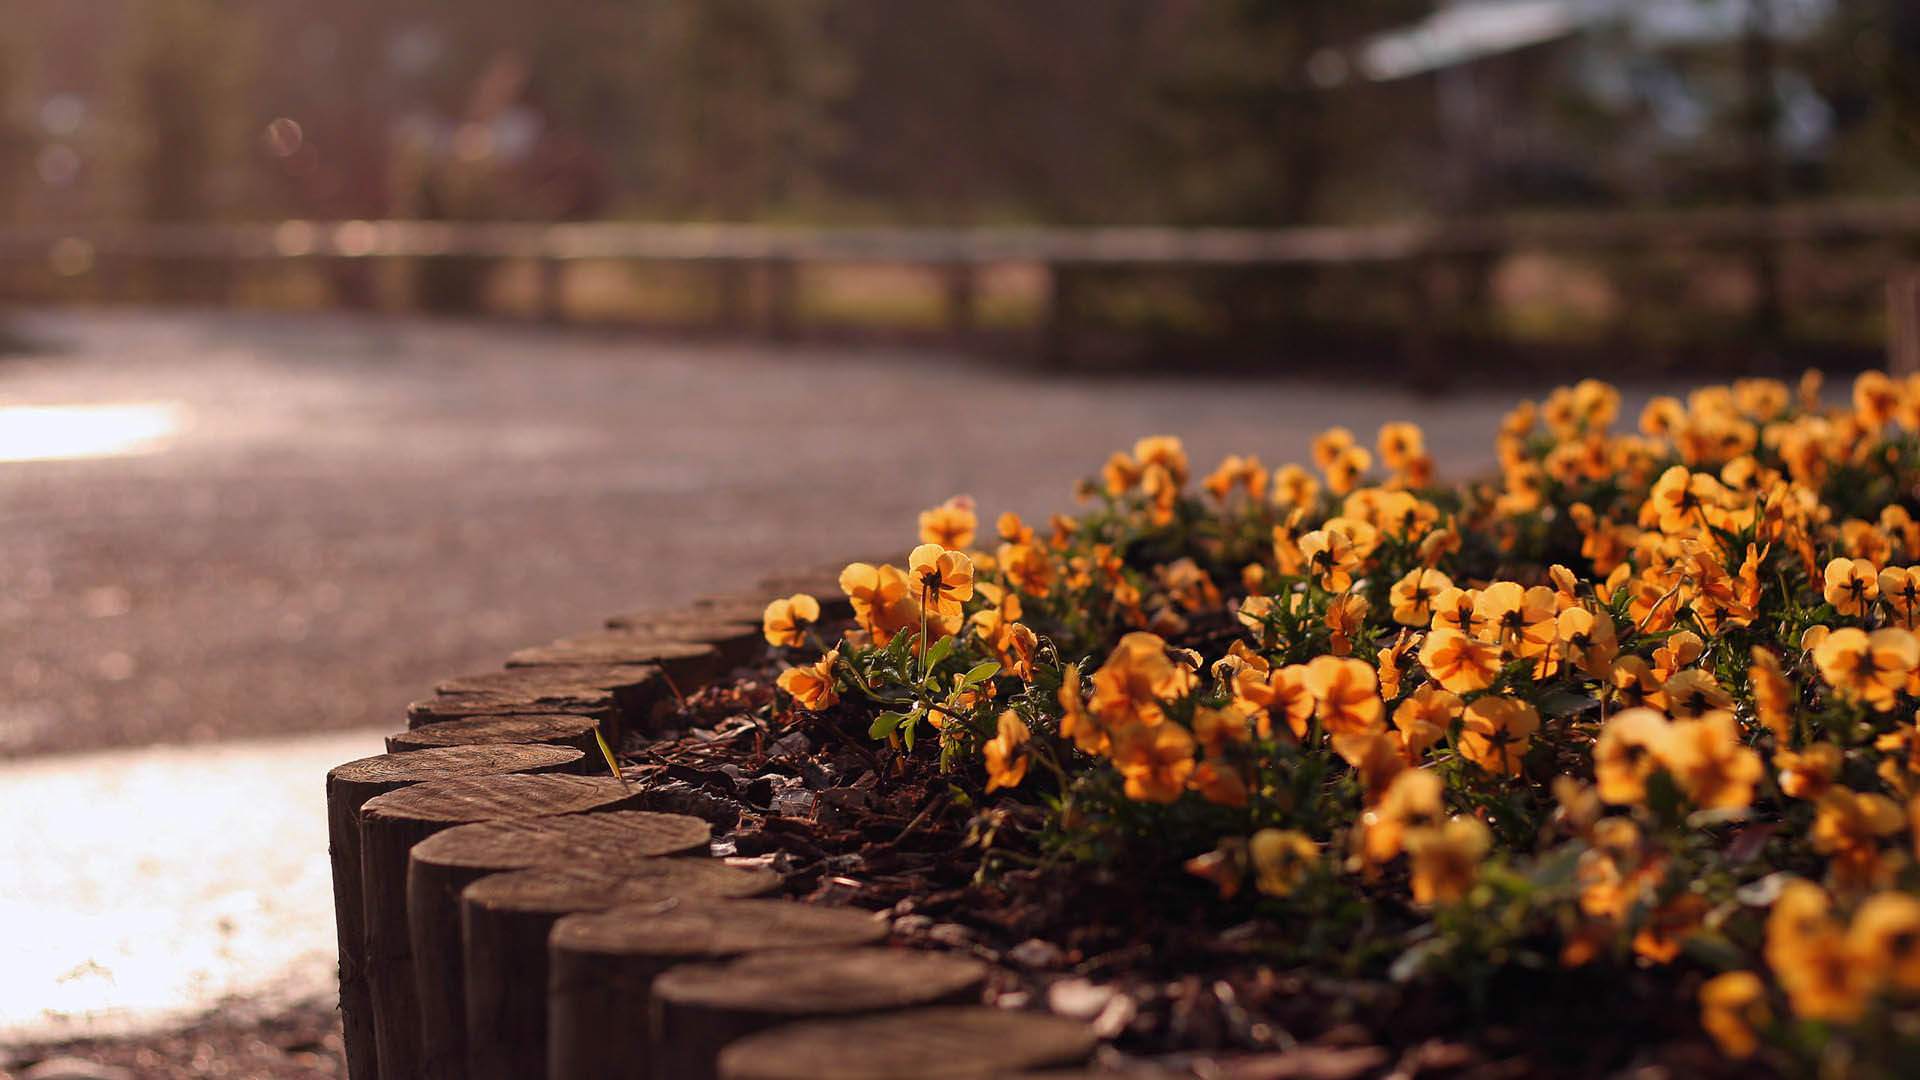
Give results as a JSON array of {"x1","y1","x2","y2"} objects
[
  {"x1": 538, "y1": 259, "x2": 568, "y2": 323},
  {"x1": 1891, "y1": 271, "x2": 1920, "y2": 376},
  {"x1": 1039, "y1": 262, "x2": 1075, "y2": 370},
  {"x1": 943, "y1": 263, "x2": 977, "y2": 338},
  {"x1": 764, "y1": 258, "x2": 798, "y2": 342}
]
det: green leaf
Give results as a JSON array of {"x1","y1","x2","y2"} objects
[
  {"x1": 924, "y1": 634, "x2": 957, "y2": 673},
  {"x1": 903, "y1": 714, "x2": 917, "y2": 751},
  {"x1": 961, "y1": 661, "x2": 1001, "y2": 687},
  {"x1": 869, "y1": 711, "x2": 907, "y2": 739}
]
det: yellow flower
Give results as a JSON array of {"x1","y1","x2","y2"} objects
[
  {"x1": 1389, "y1": 568, "x2": 1453, "y2": 627},
  {"x1": 1419, "y1": 628, "x2": 1501, "y2": 694},
  {"x1": 1302, "y1": 655, "x2": 1384, "y2": 737},
  {"x1": 1324, "y1": 446, "x2": 1372, "y2": 495},
  {"x1": 1594, "y1": 707, "x2": 1670, "y2": 805},
  {"x1": 983, "y1": 710, "x2": 1030, "y2": 792},
  {"x1": 1405, "y1": 817, "x2": 1491, "y2": 907},
  {"x1": 1698, "y1": 972, "x2": 1768, "y2": 1060},
  {"x1": 761, "y1": 593, "x2": 820, "y2": 648},
  {"x1": 1662, "y1": 711, "x2": 1762, "y2": 810},
  {"x1": 918, "y1": 496, "x2": 977, "y2": 550},
  {"x1": 907, "y1": 544, "x2": 975, "y2": 615},
  {"x1": 1823, "y1": 556, "x2": 1880, "y2": 617},
  {"x1": 777, "y1": 648, "x2": 840, "y2": 711},
  {"x1": 1110, "y1": 720, "x2": 1196, "y2": 804},
  {"x1": 1813, "y1": 626, "x2": 1919, "y2": 710},
  {"x1": 1248, "y1": 829, "x2": 1319, "y2": 898},
  {"x1": 1458, "y1": 695, "x2": 1539, "y2": 776}
]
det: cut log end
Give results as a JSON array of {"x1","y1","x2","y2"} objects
[
  {"x1": 384, "y1": 713, "x2": 605, "y2": 757},
  {"x1": 715, "y1": 1007, "x2": 1097, "y2": 1080},
  {"x1": 329, "y1": 743, "x2": 584, "y2": 788},
  {"x1": 551, "y1": 897, "x2": 886, "y2": 959},
  {"x1": 412, "y1": 810, "x2": 710, "y2": 871}
]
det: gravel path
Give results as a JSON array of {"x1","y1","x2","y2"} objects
[{"x1": 0, "y1": 307, "x2": 1548, "y2": 761}]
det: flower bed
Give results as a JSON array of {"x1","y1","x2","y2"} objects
[
  {"x1": 754, "y1": 371, "x2": 1920, "y2": 1077},
  {"x1": 333, "y1": 369, "x2": 1920, "y2": 1079}
]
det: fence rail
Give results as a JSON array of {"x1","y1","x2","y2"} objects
[{"x1": 4, "y1": 199, "x2": 1918, "y2": 372}]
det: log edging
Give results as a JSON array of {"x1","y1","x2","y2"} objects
[{"x1": 328, "y1": 564, "x2": 1098, "y2": 1080}]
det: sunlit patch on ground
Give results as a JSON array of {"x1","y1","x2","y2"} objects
[
  {"x1": 0, "y1": 728, "x2": 385, "y2": 1041},
  {"x1": 0, "y1": 402, "x2": 185, "y2": 463}
]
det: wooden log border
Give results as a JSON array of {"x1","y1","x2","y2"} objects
[{"x1": 329, "y1": 568, "x2": 1096, "y2": 1080}]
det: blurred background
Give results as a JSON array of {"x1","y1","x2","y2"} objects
[
  {"x1": 2, "y1": 0, "x2": 1917, "y2": 369},
  {"x1": 3, "y1": 1, "x2": 1920, "y2": 1068}
]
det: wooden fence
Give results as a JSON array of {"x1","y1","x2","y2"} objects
[{"x1": 5, "y1": 200, "x2": 1920, "y2": 373}]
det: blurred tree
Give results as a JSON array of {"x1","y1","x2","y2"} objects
[{"x1": 113, "y1": 0, "x2": 261, "y2": 221}]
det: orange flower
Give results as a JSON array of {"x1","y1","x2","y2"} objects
[
  {"x1": 983, "y1": 710, "x2": 1030, "y2": 791},
  {"x1": 1056, "y1": 664, "x2": 1105, "y2": 755},
  {"x1": 1475, "y1": 582, "x2": 1557, "y2": 660},
  {"x1": 1766, "y1": 879, "x2": 1870, "y2": 1022},
  {"x1": 917, "y1": 496, "x2": 977, "y2": 549},
  {"x1": 907, "y1": 544, "x2": 975, "y2": 615},
  {"x1": 1662, "y1": 711, "x2": 1762, "y2": 810},
  {"x1": 1429, "y1": 586, "x2": 1488, "y2": 639},
  {"x1": 1850, "y1": 892, "x2": 1920, "y2": 992},
  {"x1": 1091, "y1": 632, "x2": 1196, "y2": 732},
  {"x1": 777, "y1": 648, "x2": 839, "y2": 711},
  {"x1": 1647, "y1": 465, "x2": 1724, "y2": 534},
  {"x1": 1233, "y1": 662, "x2": 1315, "y2": 740},
  {"x1": 1594, "y1": 707, "x2": 1669, "y2": 805},
  {"x1": 840, "y1": 561, "x2": 919, "y2": 646},
  {"x1": 1390, "y1": 683, "x2": 1458, "y2": 764},
  {"x1": 1812, "y1": 787, "x2": 1904, "y2": 891},
  {"x1": 1698, "y1": 972, "x2": 1768, "y2": 1060},
  {"x1": 1775, "y1": 743, "x2": 1841, "y2": 800},
  {"x1": 1302, "y1": 655, "x2": 1384, "y2": 736},
  {"x1": 1458, "y1": 695, "x2": 1539, "y2": 776},
  {"x1": 1824, "y1": 557, "x2": 1880, "y2": 617},
  {"x1": 1110, "y1": 720, "x2": 1196, "y2": 803},
  {"x1": 1813, "y1": 626, "x2": 1918, "y2": 710},
  {"x1": 1361, "y1": 768, "x2": 1445, "y2": 863},
  {"x1": 1377, "y1": 421, "x2": 1425, "y2": 472},
  {"x1": 1419, "y1": 628, "x2": 1501, "y2": 694},
  {"x1": 1748, "y1": 647, "x2": 1796, "y2": 743},
  {"x1": 761, "y1": 593, "x2": 820, "y2": 648},
  {"x1": 1882, "y1": 565, "x2": 1920, "y2": 628},
  {"x1": 1389, "y1": 568, "x2": 1453, "y2": 626},
  {"x1": 1662, "y1": 669, "x2": 1733, "y2": 720},
  {"x1": 1556, "y1": 606, "x2": 1618, "y2": 678},
  {"x1": 1298, "y1": 528, "x2": 1360, "y2": 591},
  {"x1": 1332, "y1": 729, "x2": 1405, "y2": 806},
  {"x1": 1405, "y1": 818, "x2": 1491, "y2": 906}
]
